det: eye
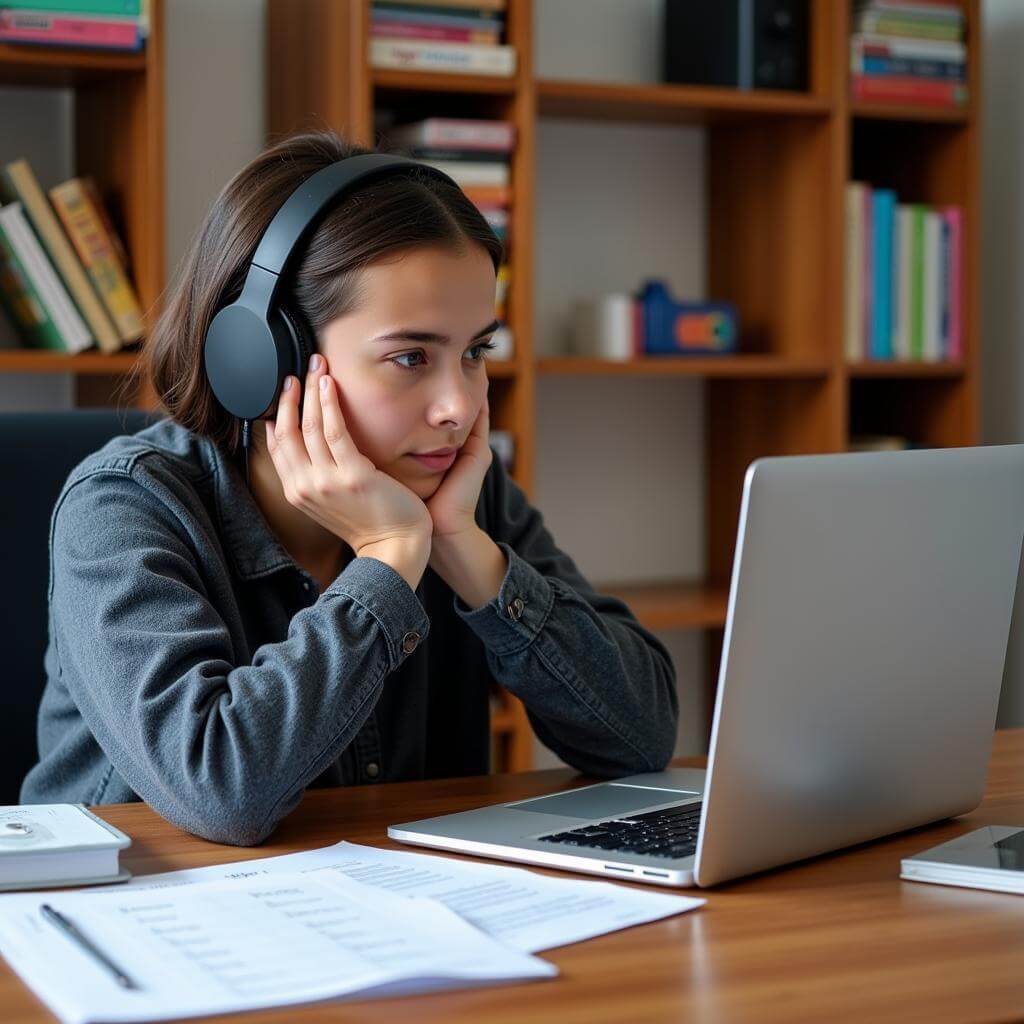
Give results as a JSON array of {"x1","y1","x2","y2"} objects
[{"x1": 389, "y1": 338, "x2": 497, "y2": 371}]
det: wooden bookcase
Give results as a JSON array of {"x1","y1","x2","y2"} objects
[
  {"x1": 0, "y1": 0, "x2": 164, "y2": 408},
  {"x1": 263, "y1": 0, "x2": 981, "y2": 773}
]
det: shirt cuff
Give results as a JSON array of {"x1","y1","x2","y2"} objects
[
  {"x1": 322, "y1": 556, "x2": 430, "y2": 671},
  {"x1": 453, "y1": 542, "x2": 554, "y2": 655}
]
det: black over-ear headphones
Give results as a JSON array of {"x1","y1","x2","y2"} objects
[{"x1": 203, "y1": 153, "x2": 461, "y2": 478}]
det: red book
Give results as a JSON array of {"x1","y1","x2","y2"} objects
[
  {"x1": 0, "y1": 10, "x2": 142, "y2": 50},
  {"x1": 851, "y1": 73, "x2": 967, "y2": 106},
  {"x1": 371, "y1": 21, "x2": 499, "y2": 45}
]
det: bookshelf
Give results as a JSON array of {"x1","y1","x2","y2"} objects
[
  {"x1": 0, "y1": 0, "x2": 164, "y2": 408},
  {"x1": 262, "y1": 0, "x2": 981, "y2": 772}
]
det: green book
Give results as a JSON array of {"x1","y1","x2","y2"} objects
[
  {"x1": 909, "y1": 205, "x2": 925, "y2": 361},
  {"x1": 0, "y1": 1, "x2": 142, "y2": 14},
  {"x1": 0, "y1": 215, "x2": 67, "y2": 351}
]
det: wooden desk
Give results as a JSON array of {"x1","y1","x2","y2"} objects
[{"x1": 6, "y1": 729, "x2": 1024, "y2": 1023}]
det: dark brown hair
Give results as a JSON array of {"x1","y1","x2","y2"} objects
[{"x1": 125, "y1": 129, "x2": 503, "y2": 454}]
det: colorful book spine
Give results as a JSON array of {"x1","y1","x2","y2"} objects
[
  {"x1": 0, "y1": 0, "x2": 141, "y2": 12},
  {"x1": 851, "y1": 73, "x2": 966, "y2": 106},
  {"x1": 856, "y1": 17, "x2": 962, "y2": 42},
  {"x1": 871, "y1": 189, "x2": 896, "y2": 359},
  {"x1": 374, "y1": 0, "x2": 507, "y2": 10},
  {"x1": 387, "y1": 118, "x2": 516, "y2": 152},
  {"x1": 370, "y1": 39, "x2": 516, "y2": 76},
  {"x1": 857, "y1": 54, "x2": 964, "y2": 79},
  {"x1": 0, "y1": 158, "x2": 121, "y2": 352},
  {"x1": 922, "y1": 210, "x2": 941, "y2": 361},
  {"x1": 49, "y1": 177, "x2": 144, "y2": 344},
  {"x1": 845, "y1": 183, "x2": 866, "y2": 361},
  {"x1": 418, "y1": 159, "x2": 509, "y2": 188},
  {"x1": 909, "y1": 205, "x2": 925, "y2": 360},
  {"x1": 851, "y1": 34, "x2": 966, "y2": 61},
  {"x1": 0, "y1": 9, "x2": 143, "y2": 50},
  {"x1": 943, "y1": 206, "x2": 962, "y2": 361},
  {"x1": 894, "y1": 204, "x2": 913, "y2": 360},
  {"x1": 371, "y1": 21, "x2": 499, "y2": 45},
  {"x1": 0, "y1": 215, "x2": 66, "y2": 351},
  {"x1": 372, "y1": 7, "x2": 504, "y2": 32},
  {"x1": 0, "y1": 202, "x2": 92, "y2": 352}
]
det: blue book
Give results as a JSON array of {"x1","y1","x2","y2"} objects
[{"x1": 871, "y1": 189, "x2": 897, "y2": 360}]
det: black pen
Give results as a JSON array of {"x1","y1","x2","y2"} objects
[{"x1": 40, "y1": 903, "x2": 141, "y2": 991}]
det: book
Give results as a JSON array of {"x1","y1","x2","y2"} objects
[
  {"x1": 871, "y1": 188, "x2": 896, "y2": 360},
  {"x1": 0, "y1": 202, "x2": 92, "y2": 351},
  {"x1": 909, "y1": 205, "x2": 925, "y2": 359},
  {"x1": 0, "y1": 0, "x2": 141, "y2": 12},
  {"x1": 418, "y1": 159, "x2": 510, "y2": 187},
  {"x1": 0, "y1": 803, "x2": 130, "y2": 890},
  {"x1": 855, "y1": 15, "x2": 963, "y2": 42},
  {"x1": 0, "y1": 159, "x2": 121, "y2": 352},
  {"x1": 0, "y1": 8, "x2": 144, "y2": 50},
  {"x1": 922, "y1": 209, "x2": 942, "y2": 361},
  {"x1": 370, "y1": 38, "x2": 516, "y2": 76},
  {"x1": 844, "y1": 182, "x2": 867, "y2": 361},
  {"x1": 901, "y1": 826, "x2": 1024, "y2": 895},
  {"x1": 386, "y1": 117, "x2": 516, "y2": 152},
  {"x1": 943, "y1": 205, "x2": 962, "y2": 361},
  {"x1": 49, "y1": 177, "x2": 144, "y2": 344},
  {"x1": 400, "y1": 146, "x2": 510, "y2": 163},
  {"x1": 862, "y1": 184, "x2": 873, "y2": 358},
  {"x1": 894, "y1": 204, "x2": 914, "y2": 360},
  {"x1": 851, "y1": 73, "x2": 967, "y2": 106},
  {"x1": 373, "y1": 7, "x2": 504, "y2": 34},
  {"x1": 855, "y1": 54, "x2": 965, "y2": 80},
  {"x1": 852, "y1": 33, "x2": 966, "y2": 61},
  {"x1": 371, "y1": 20, "x2": 500, "y2": 45},
  {"x1": 0, "y1": 212, "x2": 68, "y2": 350}
]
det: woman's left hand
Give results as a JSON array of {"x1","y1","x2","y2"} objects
[{"x1": 425, "y1": 397, "x2": 492, "y2": 539}]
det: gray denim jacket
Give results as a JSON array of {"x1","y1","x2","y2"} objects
[{"x1": 21, "y1": 418, "x2": 679, "y2": 845}]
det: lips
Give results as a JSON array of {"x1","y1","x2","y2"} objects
[{"x1": 408, "y1": 448, "x2": 459, "y2": 472}]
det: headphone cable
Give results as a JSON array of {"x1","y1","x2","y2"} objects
[{"x1": 241, "y1": 418, "x2": 252, "y2": 488}]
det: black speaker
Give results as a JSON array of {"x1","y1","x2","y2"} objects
[{"x1": 662, "y1": 0, "x2": 809, "y2": 92}]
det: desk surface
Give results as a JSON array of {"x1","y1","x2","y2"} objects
[{"x1": 5, "y1": 729, "x2": 1024, "y2": 1024}]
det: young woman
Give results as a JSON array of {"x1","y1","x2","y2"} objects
[{"x1": 21, "y1": 130, "x2": 679, "y2": 845}]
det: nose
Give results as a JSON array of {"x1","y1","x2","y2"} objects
[{"x1": 427, "y1": 363, "x2": 480, "y2": 430}]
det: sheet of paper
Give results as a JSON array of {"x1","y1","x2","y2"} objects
[
  {"x1": 0, "y1": 871, "x2": 555, "y2": 1024},
  {"x1": 123, "y1": 840, "x2": 705, "y2": 953}
]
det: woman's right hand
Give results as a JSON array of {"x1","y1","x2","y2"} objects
[{"x1": 264, "y1": 354, "x2": 433, "y2": 562}]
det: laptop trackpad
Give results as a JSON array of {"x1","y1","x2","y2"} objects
[{"x1": 506, "y1": 783, "x2": 699, "y2": 820}]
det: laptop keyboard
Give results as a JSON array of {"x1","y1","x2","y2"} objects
[{"x1": 537, "y1": 802, "x2": 702, "y2": 859}]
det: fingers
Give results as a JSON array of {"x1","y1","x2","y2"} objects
[
  {"x1": 318, "y1": 369, "x2": 364, "y2": 468},
  {"x1": 300, "y1": 355, "x2": 335, "y2": 466},
  {"x1": 268, "y1": 372, "x2": 309, "y2": 469}
]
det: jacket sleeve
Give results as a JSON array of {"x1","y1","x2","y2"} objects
[
  {"x1": 452, "y1": 455, "x2": 680, "y2": 777},
  {"x1": 48, "y1": 467, "x2": 429, "y2": 846}
]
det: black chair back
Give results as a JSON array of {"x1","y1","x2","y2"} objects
[{"x1": 1, "y1": 408, "x2": 157, "y2": 805}]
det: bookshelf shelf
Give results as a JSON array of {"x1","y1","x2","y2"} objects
[
  {"x1": 372, "y1": 68, "x2": 518, "y2": 96},
  {"x1": 0, "y1": 43, "x2": 146, "y2": 86},
  {"x1": 850, "y1": 101, "x2": 970, "y2": 124},
  {"x1": 597, "y1": 580, "x2": 730, "y2": 632},
  {"x1": 0, "y1": 350, "x2": 140, "y2": 374},
  {"x1": 266, "y1": 0, "x2": 983, "y2": 770},
  {"x1": 537, "y1": 356, "x2": 831, "y2": 379},
  {"x1": 536, "y1": 78, "x2": 832, "y2": 125},
  {"x1": 847, "y1": 361, "x2": 966, "y2": 379}
]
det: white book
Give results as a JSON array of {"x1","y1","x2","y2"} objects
[
  {"x1": 894, "y1": 205, "x2": 914, "y2": 360},
  {"x1": 387, "y1": 117, "x2": 515, "y2": 152},
  {"x1": 371, "y1": 39, "x2": 517, "y2": 76},
  {"x1": 0, "y1": 203, "x2": 92, "y2": 353},
  {"x1": 922, "y1": 210, "x2": 942, "y2": 361},
  {"x1": 851, "y1": 33, "x2": 966, "y2": 62},
  {"x1": 420, "y1": 159, "x2": 509, "y2": 187},
  {"x1": 0, "y1": 804, "x2": 130, "y2": 891},
  {"x1": 901, "y1": 826, "x2": 1024, "y2": 895},
  {"x1": 844, "y1": 183, "x2": 866, "y2": 362}
]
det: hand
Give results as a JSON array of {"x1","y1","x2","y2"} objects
[
  {"x1": 425, "y1": 396, "x2": 493, "y2": 540},
  {"x1": 264, "y1": 355, "x2": 433, "y2": 556}
]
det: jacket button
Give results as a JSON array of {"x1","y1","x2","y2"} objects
[
  {"x1": 506, "y1": 597, "x2": 525, "y2": 621},
  {"x1": 365, "y1": 762, "x2": 380, "y2": 779},
  {"x1": 401, "y1": 631, "x2": 420, "y2": 654}
]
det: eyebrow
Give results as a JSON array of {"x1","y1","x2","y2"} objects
[{"x1": 370, "y1": 319, "x2": 501, "y2": 345}]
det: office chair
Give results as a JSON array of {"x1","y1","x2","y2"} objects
[{"x1": 1, "y1": 407, "x2": 158, "y2": 805}]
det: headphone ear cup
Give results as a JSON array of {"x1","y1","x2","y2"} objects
[{"x1": 277, "y1": 305, "x2": 315, "y2": 381}]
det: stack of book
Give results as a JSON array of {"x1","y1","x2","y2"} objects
[
  {"x1": 0, "y1": 0, "x2": 148, "y2": 52},
  {"x1": 0, "y1": 158, "x2": 143, "y2": 354},
  {"x1": 386, "y1": 116, "x2": 515, "y2": 359},
  {"x1": 850, "y1": 0, "x2": 967, "y2": 108},
  {"x1": 845, "y1": 182, "x2": 962, "y2": 363},
  {"x1": 370, "y1": 0, "x2": 515, "y2": 77}
]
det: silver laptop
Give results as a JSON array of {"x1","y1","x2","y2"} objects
[{"x1": 389, "y1": 445, "x2": 1024, "y2": 887}]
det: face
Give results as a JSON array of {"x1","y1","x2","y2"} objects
[{"x1": 316, "y1": 243, "x2": 498, "y2": 500}]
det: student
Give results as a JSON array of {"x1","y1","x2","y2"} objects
[{"x1": 21, "y1": 130, "x2": 679, "y2": 845}]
